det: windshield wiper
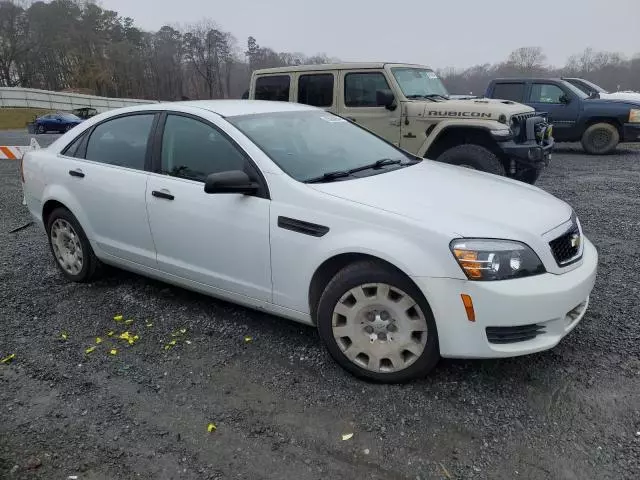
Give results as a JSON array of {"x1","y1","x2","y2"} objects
[
  {"x1": 304, "y1": 170, "x2": 352, "y2": 184},
  {"x1": 406, "y1": 94, "x2": 449, "y2": 101},
  {"x1": 304, "y1": 158, "x2": 412, "y2": 184},
  {"x1": 349, "y1": 158, "x2": 404, "y2": 173}
]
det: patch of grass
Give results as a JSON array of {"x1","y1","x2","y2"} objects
[{"x1": 0, "y1": 108, "x2": 54, "y2": 130}]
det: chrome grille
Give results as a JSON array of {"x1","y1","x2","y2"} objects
[{"x1": 549, "y1": 215, "x2": 582, "y2": 266}]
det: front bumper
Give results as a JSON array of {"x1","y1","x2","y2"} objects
[
  {"x1": 623, "y1": 123, "x2": 640, "y2": 142},
  {"x1": 413, "y1": 237, "x2": 598, "y2": 359},
  {"x1": 498, "y1": 136, "x2": 554, "y2": 169}
]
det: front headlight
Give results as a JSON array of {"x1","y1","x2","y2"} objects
[
  {"x1": 629, "y1": 109, "x2": 640, "y2": 123},
  {"x1": 449, "y1": 239, "x2": 546, "y2": 281}
]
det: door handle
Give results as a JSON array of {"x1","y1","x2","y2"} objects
[
  {"x1": 68, "y1": 169, "x2": 84, "y2": 178},
  {"x1": 152, "y1": 190, "x2": 174, "y2": 201}
]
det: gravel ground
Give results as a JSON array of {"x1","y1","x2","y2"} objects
[
  {"x1": 0, "y1": 130, "x2": 61, "y2": 149},
  {"x1": 1, "y1": 133, "x2": 639, "y2": 480}
]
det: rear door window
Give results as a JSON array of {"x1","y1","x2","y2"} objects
[
  {"x1": 491, "y1": 83, "x2": 525, "y2": 102},
  {"x1": 255, "y1": 75, "x2": 290, "y2": 101},
  {"x1": 297, "y1": 74, "x2": 334, "y2": 107},
  {"x1": 85, "y1": 114, "x2": 155, "y2": 170}
]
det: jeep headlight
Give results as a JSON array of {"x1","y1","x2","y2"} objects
[
  {"x1": 629, "y1": 109, "x2": 640, "y2": 123},
  {"x1": 450, "y1": 239, "x2": 546, "y2": 281},
  {"x1": 510, "y1": 117, "x2": 521, "y2": 137}
]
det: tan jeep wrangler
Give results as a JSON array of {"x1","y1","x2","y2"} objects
[{"x1": 247, "y1": 63, "x2": 554, "y2": 184}]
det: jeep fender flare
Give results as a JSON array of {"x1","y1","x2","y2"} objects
[{"x1": 416, "y1": 119, "x2": 506, "y2": 158}]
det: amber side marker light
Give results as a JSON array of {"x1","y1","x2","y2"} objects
[{"x1": 460, "y1": 294, "x2": 476, "y2": 322}]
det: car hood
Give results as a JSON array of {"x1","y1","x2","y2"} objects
[
  {"x1": 405, "y1": 98, "x2": 534, "y2": 119},
  {"x1": 308, "y1": 161, "x2": 572, "y2": 237},
  {"x1": 585, "y1": 97, "x2": 640, "y2": 108},
  {"x1": 598, "y1": 91, "x2": 640, "y2": 102}
]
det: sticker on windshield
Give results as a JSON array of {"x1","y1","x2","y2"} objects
[
  {"x1": 320, "y1": 116, "x2": 347, "y2": 123},
  {"x1": 427, "y1": 72, "x2": 438, "y2": 79}
]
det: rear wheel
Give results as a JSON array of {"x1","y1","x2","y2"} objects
[
  {"x1": 46, "y1": 208, "x2": 101, "y2": 282},
  {"x1": 316, "y1": 261, "x2": 440, "y2": 383},
  {"x1": 435, "y1": 144, "x2": 506, "y2": 176},
  {"x1": 581, "y1": 123, "x2": 619, "y2": 154}
]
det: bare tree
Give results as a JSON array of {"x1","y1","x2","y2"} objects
[{"x1": 506, "y1": 46, "x2": 547, "y2": 72}]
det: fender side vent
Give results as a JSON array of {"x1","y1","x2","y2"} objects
[{"x1": 278, "y1": 216, "x2": 329, "y2": 237}]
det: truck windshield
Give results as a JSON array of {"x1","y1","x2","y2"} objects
[
  {"x1": 560, "y1": 81, "x2": 590, "y2": 99},
  {"x1": 567, "y1": 78, "x2": 607, "y2": 95},
  {"x1": 391, "y1": 68, "x2": 450, "y2": 99},
  {"x1": 228, "y1": 110, "x2": 415, "y2": 183}
]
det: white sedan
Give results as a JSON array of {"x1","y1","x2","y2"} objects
[{"x1": 21, "y1": 100, "x2": 598, "y2": 383}]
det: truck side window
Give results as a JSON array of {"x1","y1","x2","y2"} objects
[
  {"x1": 255, "y1": 75, "x2": 290, "y2": 101},
  {"x1": 298, "y1": 74, "x2": 334, "y2": 107},
  {"x1": 344, "y1": 72, "x2": 390, "y2": 107},
  {"x1": 529, "y1": 84, "x2": 565, "y2": 104},
  {"x1": 492, "y1": 83, "x2": 525, "y2": 102}
]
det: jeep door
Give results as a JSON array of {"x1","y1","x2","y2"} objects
[
  {"x1": 337, "y1": 70, "x2": 401, "y2": 146},
  {"x1": 295, "y1": 71, "x2": 337, "y2": 113},
  {"x1": 527, "y1": 82, "x2": 581, "y2": 141}
]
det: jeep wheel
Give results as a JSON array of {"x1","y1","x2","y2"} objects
[
  {"x1": 581, "y1": 123, "x2": 619, "y2": 155},
  {"x1": 435, "y1": 144, "x2": 506, "y2": 177},
  {"x1": 514, "y1": 167, "x2": 542, "y2": 185}
]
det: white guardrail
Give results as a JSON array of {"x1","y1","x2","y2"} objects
[{"x1": 0, "y1": 87, "x2": 157, "y2": 113}]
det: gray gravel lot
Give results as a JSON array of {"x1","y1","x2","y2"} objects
[
  {"x1": 0, "y1": 130, "x2": 61, "y2": 149},
  {"x1": 1, "y1": 132, "x2": 639, "y2": 480}
]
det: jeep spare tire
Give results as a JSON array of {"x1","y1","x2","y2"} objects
[
  {"x1": 435, "y1": 144, "x2": 506, "y2": 177},
  {"x1": 581, "y1": 122, "x2": 619, "y2": 155}
]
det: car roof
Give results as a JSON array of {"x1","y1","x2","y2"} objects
[
  {"x1": 96, "y1": 100, "x2": 319, "y2": 118},
  {"x1": 492, "y1": 78, "x2": 565, "y2": 82},
  {"x1": 253, "y1": 62, "x2": 429, "y2": 74}
]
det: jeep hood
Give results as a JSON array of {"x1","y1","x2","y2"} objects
[
  {"x1": 405, "y1": 98, "x2": 534, "y2": 118},
  {"x1": 309, "y1": 161, "x2": 572, "y2": 237}
]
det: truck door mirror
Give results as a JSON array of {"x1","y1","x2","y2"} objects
[
  {"x1": 559, "y1": 94, "x2": 571, "y2": 105},
  {"x1": 376, "y1": 89, "x2": 396, "y2": 110}
]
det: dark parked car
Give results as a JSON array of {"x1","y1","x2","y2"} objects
[
  {"x1": 485, "y1": 78, "x2": 640, "y2": 154},
  {"x1": 72, "y1": 107, "x2": 98, "y2": 120},
  {"x1": 35, "y1": 113, "x2": 83, "y2": 134}
]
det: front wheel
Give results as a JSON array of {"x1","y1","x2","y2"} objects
[
  {"x1": 514, "y1": 167, "x2": 542, "y2": 185},
  {"x1": 316, "y1": 261, "x2": 440, "y2": 383},
  {"x1": 581, "y1": 123, "x2": 619, "y2": 154},
  {"x1": 435, "y1": 144, "x2": 506, "y2": 176},
  {"x1": 36, "y1": 124, "x2": 45, "y2": 134}
]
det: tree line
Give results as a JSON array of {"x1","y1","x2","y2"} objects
[
  {"x1": 440, "y1": 47, "x2": 640, "y2": 95},
  {"x1": 1, "y1": 1, "x2": 639, "y2": 100},
  {"x1": 0, "y1": 0, "x2": 335, "y2": 100}
]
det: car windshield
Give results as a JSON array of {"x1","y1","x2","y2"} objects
[
  {"x1": 391, "y1": 67, "x2": 450, "y2": 99},
  {"x1": 560, "y1": 81, "x2": 589, "y2": 99},
  {"x1": 228, "y1": 110, "x2": 415, "y2": 182}
]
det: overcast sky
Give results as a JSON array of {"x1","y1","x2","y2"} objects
[{"x1": 99, "y1": 0, "x2": 639, "y2": 69}]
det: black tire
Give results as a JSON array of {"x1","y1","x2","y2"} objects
[
  {"x1": 316, "y1": 261, "x2": 440, "y2": 383},
  {"x1": 46, "y1": 207, "x2": 102, "y2": 283},
  {"x1": 36, "y1": 125, "x2": 45, "y2": 134},
  {"x1": 514, "y1": 166, "x2": 542, "y2": 185},
  {"x1": 435, "y1": 144, "x2": 506, "y2": 176},
  {"x1": 581, "y1": 122, "x2": 619, "y2": 155}
]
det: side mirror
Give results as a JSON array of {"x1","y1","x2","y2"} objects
[
  {"x1": 559, "y1": 94, "x2": 571, "y2": 105},
  {"x1": 376, "y1": 89, "x2": 396, "y2": 110},
  {"x1": 204, "y1": 170, "x2": 259, "y2": 195}
]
